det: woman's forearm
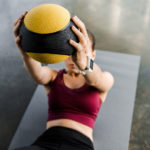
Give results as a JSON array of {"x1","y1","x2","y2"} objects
[{"x1": 21, "y1": 54, "x2": 43, "y2": 83}]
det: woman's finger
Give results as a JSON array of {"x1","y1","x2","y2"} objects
[
  {"x1": 71, "y1": 26, "x2": 86, "y2": 45},
  {"x1": 13, "y1": 14, "x2": 23, "y2": 26},
  {"x1": 69, "y1": 39, "x2": 82, "y2": 52},
  {"x1": 13, "y1": 11, "x2": 28, "y2": 26},
  {"x1": 13, "y1": 19, "x2": 22, "y2": 37},
  {"x1": 15, "y1": 36, "x2": 20, "y2": 44},
  {"x1": 72, "y1": 16, "x2": 88, "y2": 38},
  {"x1": 15, "y1": 36, "x2": 24, "y2": 52}
]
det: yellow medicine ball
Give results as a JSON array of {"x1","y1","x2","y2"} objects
[{"x1": 19, "y1": 3, "x2": 79, "y2": 64}]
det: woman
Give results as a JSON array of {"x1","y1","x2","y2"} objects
[{"x1": 13, "y1": 11, "x2": 114, "y2": 150}]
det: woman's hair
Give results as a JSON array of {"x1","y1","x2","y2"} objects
[{"x1": 87, "y1": 29, "x2": 96, "y2": 51}]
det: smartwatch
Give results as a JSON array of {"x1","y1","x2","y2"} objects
[{"x1": 76, "y1": 55, "x2": 94, "y2": 75}]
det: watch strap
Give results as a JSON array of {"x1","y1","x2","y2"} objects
[{"x1": 77, "y1": 55, "x2": 94, "y2": 75}]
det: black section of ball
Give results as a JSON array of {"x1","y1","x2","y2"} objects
[{"x1": 19, "y1": 18, "x2": 79, "y2": 56}]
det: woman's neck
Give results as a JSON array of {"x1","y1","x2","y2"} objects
[{"x1": 65, "y1": 69, "x2": 82, "y2": 79}]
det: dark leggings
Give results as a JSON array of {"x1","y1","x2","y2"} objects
[{"x1": 14, "y1": 126, "x2": 95, "y2": 150}]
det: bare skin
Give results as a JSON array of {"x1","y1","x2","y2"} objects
[
  {"x1": 45, "y1": 55, "x2": 107, "y2": 142},
  {"x1": 13, "y1": 11, "x2": 28, "y2": 56},
  {"x1": 45, "y1": 55, "x2": 96, "y2": 142},
  {"x1": 13, "y1": 11, "x2": 110, "y2": 143}
]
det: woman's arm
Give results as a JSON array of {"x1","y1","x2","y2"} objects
[
  {"x1": 68, "y1": 16, "x2": 114, "y2": 92},
  {"x1": 13, "y1": 11, "x2": 54, "y2": 84},
  {"x1": 83, "y1": 63, "x2": 115, "y2": 92},
  {"x1": 22, "y1": 55, "x2": 57, "y2": 85},
  {"x1": 21, "y1": 55, "x2": 48, "y2": 83}
]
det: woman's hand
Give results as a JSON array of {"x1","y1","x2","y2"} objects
[
  {"x1": 13, "y1": 11, "x2": 28, "y2": 56},
  {"x1": 69, "y1": 16, "x2": 92, "y2": 70}
]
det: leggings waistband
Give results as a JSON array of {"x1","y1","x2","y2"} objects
[{"x1": 33, "y1": 126, "x2": 94, "y2": 149}]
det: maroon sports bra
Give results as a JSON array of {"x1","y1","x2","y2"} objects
[{"x1": 47, "y1": 69, "x2": 102, "y2": 129}]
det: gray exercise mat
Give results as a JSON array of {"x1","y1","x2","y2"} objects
[{"x1": 8, "y1": 49, "x2": 141, "y2": 150}]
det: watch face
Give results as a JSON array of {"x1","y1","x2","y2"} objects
[{"x1": 90, "y1": 59, "x2": 94, "y2": 69}]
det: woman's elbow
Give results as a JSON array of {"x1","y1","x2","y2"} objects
[{"x1": 103, "y1": 71, "x2": 115, "y2": 90}]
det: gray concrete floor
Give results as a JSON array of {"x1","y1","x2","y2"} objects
[{"x1": 0, "y1": 0, "x2": 149, "y2": 149}]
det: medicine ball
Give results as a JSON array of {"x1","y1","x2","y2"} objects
[{"x1": 19, "y1": 3, "x2": 79, "y2": 64}]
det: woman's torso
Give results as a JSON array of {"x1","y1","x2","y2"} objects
[{"x1": 45, "y1": 70, "x2": 99, "y2": 142}]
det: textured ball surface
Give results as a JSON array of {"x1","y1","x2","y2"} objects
[
  {"x1": 24, "y1": 3, "x2": 70, "y2": 34},
  {"x1": 19, "y1": 3, "x2": 79, "y2": 64}
]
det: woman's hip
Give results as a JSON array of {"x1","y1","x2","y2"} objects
[{"x1": 31, "y1": 125, "x2": 95, "y2": 150}]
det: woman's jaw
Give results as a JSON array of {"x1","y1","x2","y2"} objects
[{"x1": 65, "y1": 65, "x2": 81, "y2": 78}]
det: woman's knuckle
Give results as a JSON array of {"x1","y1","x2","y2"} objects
[
  {"x1": 17, "y1": 21, "x2": 20, "y2": 25},
  {"x1": 79, "y1": 44, "x2": 82, "y2": 50},
  {"x1": 79, "y1": 33, "x2": 83, "y2": 38},
  {"x1": 82, "y1": 23, "x2": 85, "y2": 28}
]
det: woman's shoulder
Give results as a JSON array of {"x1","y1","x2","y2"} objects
[
  {"x1": 49, "y1": 68, "x2": 64, "y2": 84},
  {"x1": 43, "y1": 68, "x2": 64, "y2": 96}
]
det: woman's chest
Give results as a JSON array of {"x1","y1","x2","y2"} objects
[{"x1": 63, "y1": 74, "x2": 86, "y2": 89}]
